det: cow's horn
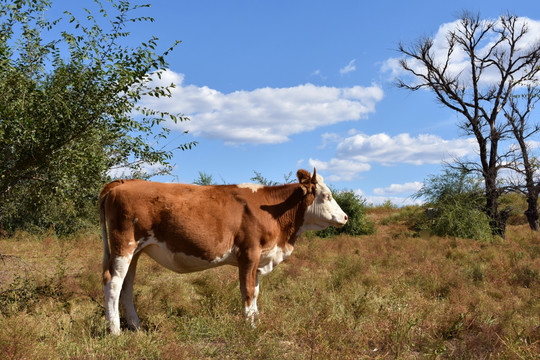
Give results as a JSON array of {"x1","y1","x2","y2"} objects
[{"x1": 311, "y1": 168, "x2": 318, "y2": 184}]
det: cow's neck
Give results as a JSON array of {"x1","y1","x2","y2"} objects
[{"x1": 261, "y1": 184, "x2": 313, "y2": 246}]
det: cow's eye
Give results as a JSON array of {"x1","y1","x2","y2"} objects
[{"x1": 324, "y1": 194, "x2": 332, "y2": 201}]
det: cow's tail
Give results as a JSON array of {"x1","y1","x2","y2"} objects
[
  {"x1": 100, "y1": 186, "x2": 112, "y2": 283},
  {"x1": 99, "y1": 180, "x2": 129, "y2": 283}
]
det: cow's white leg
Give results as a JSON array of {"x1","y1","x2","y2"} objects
[
  {"x1": 239, "y1": 254, "x2": 260, "y2": 326},
  {"x1": 120, "y1": 253, "x2": 141, "y2": 330},
  {"x1": 244, "y1": 274, "x2": 260, "y2": 322},
  {"x1": 104, "y1": 255, "x2": 131, "y2": 335}
]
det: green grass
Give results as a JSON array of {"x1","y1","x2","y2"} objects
[{"x1": 0, "y1": 216, "x2": 539, "y2": 359}]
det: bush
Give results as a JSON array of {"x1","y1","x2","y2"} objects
[
  {"x1": 499, "y1": 192, "x2": 528, "y2": 225},
  {"x1": 0, "y1": 177, "x2": 101, "y2": 236},
  {"x1": 317, "y1": 189, "x2": 375, "y2": 238},
  {"x1": 415, "y1": 168, "x2": 493, "y2": 241},
  {"x1": 380, "y1": 206, "x2": 427, "y2": 230},
  {"x1": 431, "y1": 203, "x2": 493, "y2": 241}
]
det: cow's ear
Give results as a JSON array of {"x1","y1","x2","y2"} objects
[{"x1": 297, "y1": 169, "x2": 312, "y2": 195}]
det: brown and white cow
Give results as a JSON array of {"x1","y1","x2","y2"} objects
[{"x1": 100, "y1": 169, "x2": 347, "y2": 334}]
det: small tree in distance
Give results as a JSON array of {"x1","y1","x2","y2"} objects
[
  {"x1": 193, "y1": 171, "x2": 217, "y2": 185},
  {"x1": 250, "y1": 170, "x2": 294, "y2": 186}
]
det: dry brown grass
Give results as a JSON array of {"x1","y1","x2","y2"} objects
[{"x1": 0, "y1": 214, "x2": 538, "y2": 359}]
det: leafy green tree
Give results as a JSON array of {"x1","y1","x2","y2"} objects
[
  {"x1": 0, "y1": 0, "x2": 194, "y2": 234},
  {"x1": 317, "y1": 189, "x2": 375, "y2": 237},
  {"x1": 415, "y1": 168, "x2": 493, "y2": 241}
]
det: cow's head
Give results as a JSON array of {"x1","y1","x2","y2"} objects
[{"x1": 297, "y1": 169, "x2": 348, "y2": 232}]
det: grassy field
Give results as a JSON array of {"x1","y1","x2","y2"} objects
[{"x1": 0, "y1": 208, "x2": 538, "y2": 359}]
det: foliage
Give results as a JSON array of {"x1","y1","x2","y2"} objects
[
  {"x1": 499, "y1": 192, "x2": 528, "y2": 225},
  {"x1": 415, "y1": 168, "x2": 493, "y2": 240},
  {"x1": 430, "y1": 203, "x2": 493, "y2": 241},
  {"x1": 193, "y1": 171, "x2": 216, "y2": 185},
  {"x1": 250, "y1": 170, "x2": 294, "y2": 186},
  {"x1": 317, "y1": 189, "x2": 375, "y2": 237},
  {"x1": 380, "y1": 205, "x2": 426, "y2": 229},
  {"x1": 380, "y1": 199, "x2": 398, "y2": 210},
  {"x1": 0, "y1": 0, "x2": 194, "y2": 235}
]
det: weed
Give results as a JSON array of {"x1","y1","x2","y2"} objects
[
  {"x1": 441, "y1": 312, "x2": 466, "y2": 340},
  {"x1": 512, "y1": 265, "x2": 539, "y2": 288},
  {"x1": 468, "y1": 262, "x2": 485, "y2": 283},
  {"x1": 349, "y1": 289, "x2": 370, "y2": 327},
  {"x1": 327, "y1": 254, "x2": 364, "y2": 291}
]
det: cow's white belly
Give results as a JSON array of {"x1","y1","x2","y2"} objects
[
  {"x1": 257, "y1": 244, "x2": 294, "y2": 275},
  {"x1": 135, "y1": 231, "x2": 292, "y2": 275},
  {"x1": 138, "y1": 235, "x2": 238, "y2": 274}
]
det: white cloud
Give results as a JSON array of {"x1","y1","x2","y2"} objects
[
  {"x1": 310, "y1": 69, "x2": 327, "y2": 80},
  {"x1": 368, "y1": 195, "x2": 423, "y2": 207},
  {"x1": 308, "y1": 158, "x2": 370, "y2": 182},
  {"x1": 373, "y1": 181, "x2": 424, "y2": 196},
  {"x1": 382, "y1": 16, "x2": 540, "y2": 86},
  {"x1": 340, "y1": 59, "x2": 357, "y2": 75},
  {"x1": 141, "y1": 70, "x2": 384, "y2": 145},
  {"x1": 107, "y1": 162, "x2": 169, "y2": 179},
  {"x1": 318, "y1": 132, "x2": 342, "y2": 149},
  {"x1": 311, "y1": 132, "x2": 477, "y2": 187},
  {"x1": 355, "y1": 188, "x2": 422, "y2": 207},
  {"x1": 526, "y1": 140, "x2": 540, "y2": 150},
  {"x1": 336, "y1": 132, "x2": 477, "y2": 165}
]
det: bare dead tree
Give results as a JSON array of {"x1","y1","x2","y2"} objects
[
  {"x1": 396, "y1": 12, "x2": 540, "y2": 237},
  {"x1": 504, "y1": 84, "x2": 540, "y2": 230}
]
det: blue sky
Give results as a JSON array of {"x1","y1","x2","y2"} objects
[{"x1": 54, "y1": 0, "x2": 540, "y2": 205}]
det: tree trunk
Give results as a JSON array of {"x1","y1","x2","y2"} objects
[
  {"x1": 522, "y1": 153, "x2": 540, "y2": 231},
  {"x1": 525, "y1": 196, "x2": 539, "y2": 231},
  {"x1": 491, "y1": 210, "x2": 510, "y2": 239},
  {"x1": 485, "y1": 173, "x2": 508, "y2": 238}
]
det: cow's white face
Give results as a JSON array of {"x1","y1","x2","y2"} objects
[{"x1": 300, "y1": 174, "x2": 348, "y2": 232}]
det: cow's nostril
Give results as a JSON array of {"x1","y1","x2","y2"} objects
[{"x1": 344, "y1": 215, "x2": 348, "y2": 221}]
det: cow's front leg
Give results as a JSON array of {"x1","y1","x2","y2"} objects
[
  {"x1": 246, "y1": 274, "x2": 259, "y2": 318},
  {"x1": 238, "y1": 250, "x2": 260, "y2": 325}
]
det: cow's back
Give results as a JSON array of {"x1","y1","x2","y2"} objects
[{"x1": 102, "y1": 180, "x2": 252, "y2": 261}]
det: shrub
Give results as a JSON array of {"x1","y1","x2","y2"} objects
[
  {"x1": 431, "y1": 203, "x2": 493, "y2": 241},
  {"x1": 317, "y1": 189, "x2": 375, "y2": 238},
  {"x1": 499, "y1": 192, "x2": 528, "y2": 225},
  {"x1": 415, "y1": 168, "x2": 493, "y2": 241},
  {"x1": 380, "y1": 205, "x2": 426, "y2": 229}
]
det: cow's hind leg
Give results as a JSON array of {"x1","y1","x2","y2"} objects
[
  {"x1": 104, "y1": 255, "x2": 132, "y2": 335},
  {"x1": 120, "y1": 253, "x2": 141, "y2": 330}
]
